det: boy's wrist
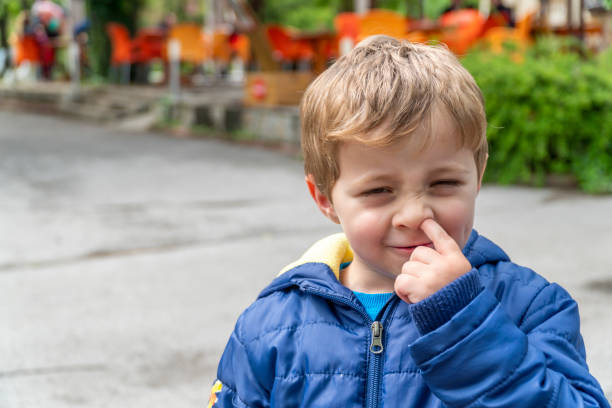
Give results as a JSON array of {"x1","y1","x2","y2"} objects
[{"x1": 409, "y1": 269, "x2": 482, "y2": 335}]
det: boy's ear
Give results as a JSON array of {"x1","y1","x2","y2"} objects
[
  {"x1": 477, "y1": 154, "x2": 489, "y2": 191},
  {"x1": 305, "y1": 175, "x2": 340, "y2": 224}
]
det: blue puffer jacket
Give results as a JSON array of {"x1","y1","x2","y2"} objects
[{"x1": 209, "y1": 230, "x2": 609, "y2": 407}]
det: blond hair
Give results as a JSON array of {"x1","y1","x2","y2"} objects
[{"x1": 300, "y1": 35, "x2": 488, "y2": 198}]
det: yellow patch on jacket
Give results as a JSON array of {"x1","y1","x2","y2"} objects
[
  {"x1": 207, "y1": 380, "x2": 223, "y2": 408},
  {"x1": 279, "y1": 233, "x2": 353, "y2": 279}
]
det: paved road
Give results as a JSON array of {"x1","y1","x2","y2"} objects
[{"x1": 1, "y1": 111, "x2": 611, "y2": 407}]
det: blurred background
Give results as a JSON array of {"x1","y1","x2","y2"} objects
[{"x1": 0, "y1": 0, "x2": 611, "y2": 407}]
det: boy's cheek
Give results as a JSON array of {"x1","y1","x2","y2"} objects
[
  {"x1": 433, "y1": 203, "x2": 475, "y2": 249},
  {"x1": 342, "y1": 211, "x2": 384, "y2": 243},
  {"x1": 349, "y1": 209, "x2": 382, "y2": 229}
]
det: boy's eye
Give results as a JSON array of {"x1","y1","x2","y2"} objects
[
  {"x1": 431, "y1": 180, "x2": 461, "y2": 188},
  {"x1": 362, "y1": 187, "x2": 392, "y2": 196}
]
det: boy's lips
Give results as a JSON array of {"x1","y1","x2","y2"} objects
[{"x1": 389, "y1": 242, "x2": 433, "y2": 255}]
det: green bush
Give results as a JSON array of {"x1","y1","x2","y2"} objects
[{"x1": 462, "y1": 37, "x2": 612, "y2": 193}]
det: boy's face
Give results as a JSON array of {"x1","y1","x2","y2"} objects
[{"x1": 309, "y1": 112, "x2": 485, "y2": 290}]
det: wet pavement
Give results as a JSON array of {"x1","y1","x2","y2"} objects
[{"x1": 1, "y1": 110, "x2": 611, "y2": 407}]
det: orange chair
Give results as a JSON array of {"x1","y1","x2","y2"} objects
[
  {"x1": 164, "y1": 23, "x2": 207, "y2": 64},
  {"x1": 212, "y1": 31, "x2": 232, "y2": 64},
  {"x1": 357, "y1": 9, "x2": 410, "y2": 42},
  {"x1": 481, "y1": 11, "x2": 535, "y2": 54},
  {"x1": 106, "y1": 22, "x2": 134, "y2": 83},
  {"x1": 106, "y1": 22, "x2": 133, "y2": 66},
  {"x1": 229, "y1": 33, "x2": 251, "y2": 64},
  {"x1": 14, "y1": 35, "x2": 41, "y2": 66},
  {"x1": 439, "y1": 9, "x2": 485, "y2": 55},
  {"x1": 356, "y1": 9, "x2": 430, "y2": 45}
]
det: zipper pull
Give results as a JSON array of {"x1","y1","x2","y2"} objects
[{"x1": 370, "y1": 321, "x2": 384, "y2": 354}]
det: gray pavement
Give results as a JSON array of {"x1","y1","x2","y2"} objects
[{"x1": 1, "y1": 110, "x2": 611, "y2": 407}]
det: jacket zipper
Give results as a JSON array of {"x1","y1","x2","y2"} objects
[
  {"x1": 366, "y1": 299, "x2": 397, "y2": 408},
  {"x1": 302, "y1": 287, "x2": 397, "y2": 408},
  {"x1": 367, "y1": 321, "x2": 384, "y2": 408}
]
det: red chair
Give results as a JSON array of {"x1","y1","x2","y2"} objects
[
  {"x1": 131, "y1": 28, "x2": 164, "y2": 64},
  {"x1": 334, "y1": 12, "x2": 360, "y2": 55},
  {"x1": 439, "y1": 9, "x2": 485, "y2": 55},
  {"x1": 480, "y1": 13, "x2": 509, "y2": 36},
  {"x1": 335, "y1": 12, "x2": 360, "y2": 41},
  {"x1": 265, "y1": 25, "x2": 314, "y2": 67}
]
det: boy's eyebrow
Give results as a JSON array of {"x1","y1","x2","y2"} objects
[
  {"x1": 352, "y1": 173, "x2": 398, "y2": 185},
  {"x1": 428, "y1": 165, "x2": 472, "y2": 176},
  {"x1": 350, "y1": 164, "x2": 473, "y2": 186}
]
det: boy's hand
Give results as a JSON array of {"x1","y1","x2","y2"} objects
[{"x1": 394, "y1": 219, "x2": 472, "y2": 304}]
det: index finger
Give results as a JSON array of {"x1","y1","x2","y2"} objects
[{"x1": 420, "y1": 218, "x2": 461, "y2": 255}]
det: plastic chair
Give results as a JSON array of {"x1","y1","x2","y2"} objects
[
  {"x1": 106, "y1": 22, "x2": 133, "y2": 65},
  {"x1": 404, "y1": 30, "x2": 429, "y2": 43},
  {"x1": 164, "y1": 23, "x2": 207, "y2": 64},
  {"x1": 480, "y1": 13, "x2": 509, "y2": 36},
  {"x1": 132, "y1": 29, "x2": 164, "y2": 64},
  {"x1": 265, "y1": 25, "x2": 292, "y2": 61},
  {"x1": 229, "y1": 33, "x2": 251, "y2": 64},
  {"x1": 335, "y1": 12, "x2": 359, "y2": 41},
  {"x1": 357, "y1": 9, "x2": 410, "y2": 42},
  {"x1": 334, "y1": 12, "x2": 359, "y2": 55},
  {"x1": 265, "y1": 25, "x2": 314, "y2": 66},
  {"x1": 212, "y1": 31, "x2": 232, "y2": 64},
  {"x1": 439, "y1": 9, "x2": 485, "y2": 55},
  {"x1": 14, "y1": 35, "x2": 41, "y2": 66},
  {"x1": 481, "y1": 11, "x2": 535, "y2": 54},
  {"x1": 106, "y1": 22, "x2": 134, "y2": 83}
]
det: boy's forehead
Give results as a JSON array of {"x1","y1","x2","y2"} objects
[
  {"x1": 344, "y1": 106, "x2": 464, "y2": 155},
  {"x1": 340, "y1": 137, "x2": 465, "y2": 161}
]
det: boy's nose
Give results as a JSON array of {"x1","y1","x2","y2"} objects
[{"x1": 391, "y1": 196, "x2": 434, "y2": 230}]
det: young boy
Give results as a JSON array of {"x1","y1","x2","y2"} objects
[{"x1": 209, "y1": 36, "x2": 609, "y2": 407}]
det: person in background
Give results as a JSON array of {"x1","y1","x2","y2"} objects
[{"x1": 30, "y1": 0, "x2": 65, "y2": 79}]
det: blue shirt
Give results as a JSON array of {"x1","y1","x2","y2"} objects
[{"x1": 353, "y1": 291, "x2": 393, "y2": 321}]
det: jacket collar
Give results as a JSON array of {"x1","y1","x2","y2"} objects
[
  {"x1": 258, "y1": 230, "x2": 509, "y2": 300},
  {"x1": 278, "y1": 233, "x2": 353, "y2": 279}
]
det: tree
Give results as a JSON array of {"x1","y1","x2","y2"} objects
[
  {"x1": 0, "y1": 3, "x2": 9, "y2": 49},
  {"x1": 0, "y1": 0, "x2": 33, "y2": 49},
  {"x1": 85, "y1": 0, "x2": 145, "y2": 77}
]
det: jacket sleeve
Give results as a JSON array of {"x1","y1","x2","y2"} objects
[
  {"x1": 408, "y1": 276, "x2": 610, "y2": 407},
  {"x1": 208, "y1": 328, "x2": 270, "y2": 408}
]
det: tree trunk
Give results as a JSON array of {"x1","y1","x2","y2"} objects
[{"x1": 0, "y1": 4, "x2": 8, "y2": 49}]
